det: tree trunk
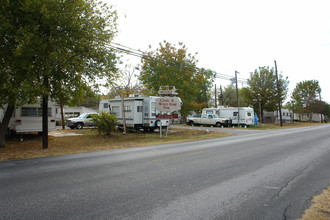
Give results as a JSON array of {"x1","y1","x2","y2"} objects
[
  {"x1": 60, "y1": 103, "x2": 65, "y2": 130},
  {"x1": 42, "y1": 96, "x2": 49, "y2": 149},
  {"x1": 0, "y1": 105, "x2": 15, "y2": 148}
]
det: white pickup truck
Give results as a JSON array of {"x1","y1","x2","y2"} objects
[{"x1": 186, "y1": 114, "x2": 232, "y2": 127}]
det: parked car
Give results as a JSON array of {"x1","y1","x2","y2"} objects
[{"x1": 66, "y1": 112, "x2": 98, "y2": 129}]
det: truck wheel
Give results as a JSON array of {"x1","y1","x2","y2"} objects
[
  {"x1": 76, "y1": 123, "x2": 83, "y2": 129},
  {"x1": 189, "y1": 121, "x2": 194, "y2": 126},
  {"x1": 216, "y1": 122, "x2": 221, "y2": 127}
]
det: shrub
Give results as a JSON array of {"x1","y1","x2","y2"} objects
[{"x1": 92, "y1": 111, "x2": 117, "y2": 135}]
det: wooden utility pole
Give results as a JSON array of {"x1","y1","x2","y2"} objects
[
  {"x1": 214, "y1": 84, "x2": 217, "y2": 107},
  {"x1": 274, "y1": 60, "x2": 283, "y2": 127},
  {"x1": 318, "y1": 90, "x2": 324, "y2": 123},
  {"x1": 235, "y1": 71, "x2": 240, "y2": 127}
]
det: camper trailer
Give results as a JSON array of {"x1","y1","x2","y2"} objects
[
  {"x1": 202, "y1": 106, "x2": 254, "y2": 126},
  {"x1": 100, "y1": 95, "x2": 170, "y2": 132},
  {"x1": 0, "y1": 101, "x2": 57, "y2": 135}
]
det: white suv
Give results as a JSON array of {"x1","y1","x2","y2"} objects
[{"x1": 66, "y1": 112, "x2": 98, "y2": 129}]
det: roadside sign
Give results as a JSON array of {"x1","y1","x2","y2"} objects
[
  {"x1": 156, "y1": 114, "x2": 179, "y2": 119},
  {"x1": 158, "y1": 90, "x2": 178, "y2": 95},
  {"x1": 158, "y1": 86, "x2": 178, "y2": 95},
  {"x1": 155, "y1": 97, "x2": 181, "y2": 112}
]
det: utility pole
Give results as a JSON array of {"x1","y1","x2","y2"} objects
[
  {"x1": 235, "y1": 71, "x2": 240, "y2": 127},
  {"x1": 214, "y1": 84, "x2": 217, "y2": 107},
  {"x1": 274, "y1": 60, "x2": 283, "y2": 127},
  {"x1": 318, "y1": 90, "x2": 324, "y2": 123}
]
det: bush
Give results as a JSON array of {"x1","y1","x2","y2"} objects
[{"x1": 92, "y1": 111, "x2": 117, "y2": 135}]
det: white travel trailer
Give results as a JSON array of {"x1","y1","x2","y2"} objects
[
  {"x1": 0, "y1": 101, "x2": 57, "y2": 135},
  {"x1": 100, "y1": 95, "x2": 170, "y2": 132},
  {"x1": 99, "y1": 99, "x2": 110, "y2": 113},
  {"x1": 202, "y1": 106, "x2": 254, "y2": 125}
]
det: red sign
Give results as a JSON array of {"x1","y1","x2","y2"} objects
[{"x1": 156, "y1": 114, "x2": 179, "y2": 119}]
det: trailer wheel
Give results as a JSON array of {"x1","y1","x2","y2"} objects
[
  {"x1": 155, "y1": 120, "x2": 161, "y2": 127},
  {"x1": 76, "y1": 123, "x2": 84, "y2": 129}
]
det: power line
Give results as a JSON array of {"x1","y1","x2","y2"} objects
[{"x1": 107, "y1": 42, "x2": 248, "y2": 84}]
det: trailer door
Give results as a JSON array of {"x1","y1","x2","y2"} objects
[{"x1": 134, "y1": 100, "x2": 143, "y2": 124}]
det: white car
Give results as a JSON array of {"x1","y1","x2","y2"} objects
[{"x1": 66, "y1": 112, "x2": 98, "y2": 129}]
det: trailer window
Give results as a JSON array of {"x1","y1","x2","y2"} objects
[
  {"x1": 21, "y1": 107, "x2": 51, "y2": 117},
  {"x1": 124, "y1": 105, "x2": 131, "y2": 112},
  {"x1": 247, "y1": 112, "x2": 252, "y2": 116},
  {"x1": 137, "y1": 106, "x2": 143, "y2": 112},
  {"x1": 103, "y1": 103, "x2": 109, "y2": 109},
  {"x1": 233, "y1": 112, "x2": 238, "y2": 116},
  {"x1": 112, "y1": 106, "x2": 120, "y2": 116}
]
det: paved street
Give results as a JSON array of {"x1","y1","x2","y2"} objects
[{"x1": 1, "y1": 124, "x2": 329, "y2": 219}]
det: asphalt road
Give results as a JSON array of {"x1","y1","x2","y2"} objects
[{"x1": 1, "y1": 124, "x2": 330, "y2": 220}]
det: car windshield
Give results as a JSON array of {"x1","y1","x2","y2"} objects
[{"x1": 78, "y1": 113, "x2": 88, "y2": 118}]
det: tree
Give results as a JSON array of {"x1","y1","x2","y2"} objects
[
  {"x1": 323, "y1": 102, "x2": 330, "y2": 122},
  {"x1": 291, "y1": 80, "x2": 322, "y2": 122},
  {"x1": 0, "y1": 0, "x2": 119, "y2": 147},
  {"x1": 240, "y1": 66, "x2": 289, "y2": 123},
  {"x1": 139, "y1": 41, "x2": 214, "y2": 116}
]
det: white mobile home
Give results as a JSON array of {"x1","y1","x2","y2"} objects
[
  {"x1": 100, "y1": 95, "x2": 170, "y2": 132},
  {"x1": 294, "y1": 113, "x2": 322, "y2": 122},
  {"x1": 0, "y1": 101, "x2": 57, "y2": 135},
  {"x1": 202, "y1": 106, "x2": 254, "y2": 125}
]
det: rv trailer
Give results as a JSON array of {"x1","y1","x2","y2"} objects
[
  {"x1": 101, "y1": 95, "x2": 170, "y2": 132},
  {"x1": 202, "y1": 106, "x2": 254, "y2": 126},
  {"x1": 0, "y1": 101, "x2": 57, "y2": 135}
]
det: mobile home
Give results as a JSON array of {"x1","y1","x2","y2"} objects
[
  {"x1": 0, "y1": 101, "x2": 57, "y2": 135},
  {"x1": 100, "y1": 95, "x2": 170, "y2": 132},
  {"x1": 202, "y1": 106, "x2": 254, "y2": 125}
]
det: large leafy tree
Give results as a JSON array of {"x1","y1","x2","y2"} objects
[
  {"x1": 139, "y1": 41, "x2": 213, "y2": 116},
  {"x1": 240, "y1": 66, "x2": 289, "y2": 122},
  {"x1": 219, "y1": 85, "x2": 247, "y2": 107},
  {"x1": 291, "y1": 80, "x2": 322, "y2": 121},
  {"x1": 0, "y1": 0, "x2": 118, "y2": 147}
]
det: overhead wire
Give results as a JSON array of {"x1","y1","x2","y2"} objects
[{"x1": 106, "y1": 42, "x2": 248, "y2": 84}]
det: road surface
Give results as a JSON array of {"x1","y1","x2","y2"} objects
[{"x1": 1, "y1": 124, "x2": 329, "y2": 219}]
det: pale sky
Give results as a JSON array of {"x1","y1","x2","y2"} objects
[{"x1": 105, "y1": 0, "x2": 330, "y2": 102}]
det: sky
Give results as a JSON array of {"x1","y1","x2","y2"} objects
[{"x1": 105, "y1": 0, "x2": 330, "y2": 103}]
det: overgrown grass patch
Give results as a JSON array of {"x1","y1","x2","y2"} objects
[
  {"x1": 0, "y1": 128, "x2": 231, "y2": 162},
  {"x1": 299, "y1": 185, "x2": 330, "y2": 220},
  {"x1": 247, "y1": 122, "x2": 323, "y2": 129}
]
